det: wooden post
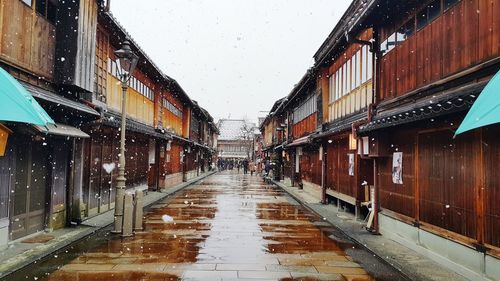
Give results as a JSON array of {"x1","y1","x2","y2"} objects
[
  {"x1": 475, "y1": 129, "x2": 486, "y2": 247},
  {"x1": 321, "y1": 144, "x2": 327, "y2": 204},
  {"x1": 371, "y1": 158, "x2": 380, "y2": 234},
  {"x1": 415, "y1": 134, "x2": 420, "y2": 225}
]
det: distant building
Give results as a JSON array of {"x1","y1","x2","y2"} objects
[{"x1": 217, "y1": 119, "x2": 256, "y2": 160}]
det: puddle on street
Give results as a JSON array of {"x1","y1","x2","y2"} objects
[{"x1": 2, "y1": 172, "x2": 408, "y2": 281}]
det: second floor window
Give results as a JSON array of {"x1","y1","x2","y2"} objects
[
  {"x1": 162, "y1": 98, "x2": 183, "y2": 118},
  {"x1": 35, "y1": 0, "x2": 57, "y2": 24},
  {"x1": 293, "y1": 94, "x2": 317, "y2": 124},
  {"x1": 108, "y1": 59, "x2": 155, "y2": 101},
  {"x1": 328, "y1": 45, "x2": 372, "y2": 104}
]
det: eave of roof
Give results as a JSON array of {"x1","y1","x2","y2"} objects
[
  {"x1": 100, "y1": 12, "x2": 195, "y2": 108},
  {"x1": 313, "y1": 0, "x2": 378, "y2": 66}
]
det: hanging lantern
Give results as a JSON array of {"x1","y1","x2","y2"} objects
[{"x1": 0, "y1": 123, "x2": 12, "y2": 157}]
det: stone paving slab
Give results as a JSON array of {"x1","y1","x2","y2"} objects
[
  {"x1": 274, "y1": 180, "x2": 470, "y2": 281},
  {"x1": 0, "y1": 172, "x2": 215, "y2": 279},
  {"x1": 4, "y1": 171, "x2": 406, "y2": 281}
]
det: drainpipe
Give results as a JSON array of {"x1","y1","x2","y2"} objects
[{"x1": 370, "y1": 158, "x2": 380, "y2": 234}]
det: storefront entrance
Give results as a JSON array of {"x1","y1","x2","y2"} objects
[{"x1": 10, "y1": 138, "x2": 49, "y2": 240}]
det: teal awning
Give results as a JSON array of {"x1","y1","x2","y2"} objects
[
  {"x1": 455, "y1": 70, "x2": 500, "y2": 136},
  {"x1": 0, "y1": 67, "x2": 54, "y2": 126}
]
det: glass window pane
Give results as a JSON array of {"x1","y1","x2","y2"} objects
[
  {"x1": 361, "y1": 46, "x2": 368, "y2": 83},
  {"x1": 47, "y1": 0, "x2": 57, "y2": 23},
  {"x1": 444, "y1": 0, "x2": 459, "y2": 10},
  {"x1": 21, "y1": 0, "x2": 33, "y2": 6},
  {"x1": 36, "y1": 0, "x2": 46, "y2": 16},
  {"x1": 428, "y1": 0, "x2": 441, "y2": 22},
  {"x1": 367, "y1": 47, "x2": 373, "y2": 80},
  {"x1": 397, "y1": 20, "x2": 415, "y2": 44},
  {"x1": 352, "y1": 55, "x2": 357, "y2": 89},
  {"x1": 417, "y1": 8, "x2": 428, "y2": 30},
  {"x1": 356, "y1": 50, "x2": 362, "y2": 87}
]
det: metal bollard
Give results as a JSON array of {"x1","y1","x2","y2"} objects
[
  {"x1": 121, "y1": 193, "x2": 134, "y2": 237},
  {"x1": 133, "y1": 190, "x2": 144, "y2": 232}
]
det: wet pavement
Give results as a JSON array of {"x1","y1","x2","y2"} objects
[{"x1": 4, "y1": 171, "x2": 409, "y2": 281}]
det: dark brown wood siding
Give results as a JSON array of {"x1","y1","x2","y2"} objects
[
  {"x1": 484, "y1": 126, "x2": 500, "y2": 248},
  {"x1": 292, "y1": 113, "x2": 317, "y2": 139},
  {"x1": 378, "y1": 130, "x2": 416, "y2": 218},
  {"x1": 377, "y1": 120, "x2": 500, "y2": 248},
  {"x1": 325, "y1": 136, "x2": 358, "y2": 199},
  {"x1": 379, "y1": 0, "x2": 500, "y2": 102},
  {"x1": 0, "y1": 1, "x2": 56, "y2": 80},
  {"x1": 55, "y1": 0, "x2": 98, "y2": 92},
  {"x1": 300, "y1": 149, "x2": 321, "y2": 186},
  {"x1": 418, "y1": 130, "x2": 476, "y2": 239}
]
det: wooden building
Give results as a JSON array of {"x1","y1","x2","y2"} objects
[
  {"x1": 259, "y1": 98, "x2": 287, "y2": 178},
  {"x1": 357, "y1": 0, "x2": 500, "y2": 279},
  {"x1": 261, "y1": 0, "x2": 500, "y2": 278},
  {"x1": 0, "y1": 0, "x2": 217, "y2": 248},
  {"x1": 269, "y1": 70, "x2": 323, "y2": 199},
  {"x1": 312, "y1": 1, "x2": 375, "y2": 216},
  {"x1": 0, "y1": 0, "x2": 103, "y2": 244}
]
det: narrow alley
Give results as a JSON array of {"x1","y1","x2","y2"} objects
[{"x1": 5, "y1": 172, "x2": 407, "y2": 281}]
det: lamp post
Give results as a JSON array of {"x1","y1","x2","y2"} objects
[{"x1": 112, "y1": 40, "x2": 139, "y2": 234}]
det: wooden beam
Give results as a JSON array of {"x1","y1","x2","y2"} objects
[{"x1": 475, "y1": 129, "x2": 486, "y2": 246}]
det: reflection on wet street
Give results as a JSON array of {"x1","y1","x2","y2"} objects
[{"x1": 11, "y1": 172, "x2": 405, "y2": 281}]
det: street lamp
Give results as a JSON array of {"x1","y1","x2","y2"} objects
[{"x1": 112, "y1": 40, "x2": 139, "y2": 234}]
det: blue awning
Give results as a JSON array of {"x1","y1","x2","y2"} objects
[
  {"x1": 455, "y1": 70, "x2": 500, "y2": 136},
  {"x1": 0, "y1": 67, "x2": 54, "y2": 126}
]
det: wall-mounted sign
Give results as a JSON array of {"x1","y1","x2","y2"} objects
[
  {"x1": 348, "y1": 153, "x2": 354, "y2": 176},
  {"x1": 349, "y1": 134, "x2": 357, "y2": 150},
  {"x1": 392, "y1": 152, "x2": 403, "y2": 184}
]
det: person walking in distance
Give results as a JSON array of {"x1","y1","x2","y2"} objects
[
  {"x1": 243, "y1": 159, "x2": 249, "y2": 174},
  {"x1": 249, "y1": 160, "x2": 256, "y2": 176}
]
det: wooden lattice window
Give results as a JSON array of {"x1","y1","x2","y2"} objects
[{"x1": 94, "y1": 28, "x2": 108, "y2": 102}]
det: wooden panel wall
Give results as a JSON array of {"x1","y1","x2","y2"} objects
[
  {"x1": 184, "y1": 147, "x2": 198, "y2": 172},
  {"x1": 0, "y1": 141, "x2": 15, "y2": 220},
  {"x1": 0, "y1": 0, "x2": 55, "y2": 79},
  {"x1": 418, "y1": 130, "x2": 476, "y2": 239},
  {"x1": 106, "y1": 75, "x2": 155, "y2": 126},
  {"x1": 74, "y1": 0, "x2": 98, "y2": 91},
  {"x1": 484, "y1": 125, "x2": 500, "y2": 248},
  {"x1": 378, "y1": 130, "x2": 416, "y2": 218},
  {"x1": 94, "y1": 27, "x2": 108, "y2": 102},
  {"x1": 125, "y1": 133, "x2": 149, "y2": 186},
  {"x1": 325, "y1": 136, "x2": 357, "y2": 199},
  {"x1": 378, "y1": 122, "x2": 500, "y2": 247},
  {"x1": 167, "y1": 142, "x2": 183, "y2": 174},
  {"x1": 300, "y1": 149, "x2": 321, "y2": 186},
  {"x1": 380, "y1": 0, "x2": 500, "y2": 101},
  {"x1": 264, "y1": 121, "x2": 275, "y2": 147},
  {"x1": 161, "y1": 91, "x2": 184, "y2": 135},
  {"x1": 292, "y1": 113, "x2": 317, "y2": 139},
  {"x1": 55, "y1": 0, "x2": 98, "y2": 91}
]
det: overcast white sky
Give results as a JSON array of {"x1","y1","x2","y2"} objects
[{"x1": 111, "y1": 0, "x2": 351, "y2": 123}]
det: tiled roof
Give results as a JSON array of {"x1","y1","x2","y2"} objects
[{"x1": 217, "y1": 119, "x2": 256, "y2": 141}]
